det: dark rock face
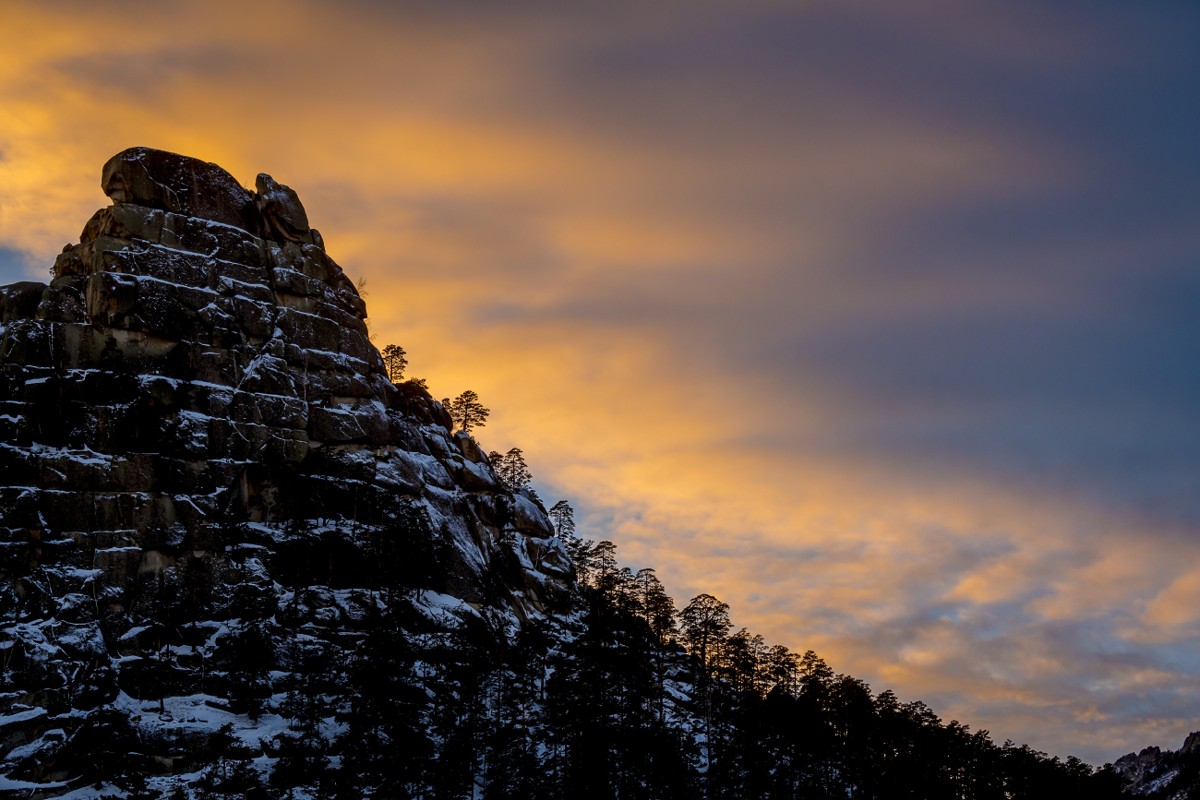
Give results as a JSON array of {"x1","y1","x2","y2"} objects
[
  {"x1": 1112, "y1": 732, "x2": 1200, "y2": 796},
  {"x1": 0, "y1": 148, "x2": 568, "y2": 789},
  {"x1": 255, "y1": 172, "x2": 315, "y2": 245},
  {"x1": 101, "y1": 147, "x2": 260, "y2": 233}
]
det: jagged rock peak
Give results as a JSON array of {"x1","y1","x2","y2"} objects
[
  {"x1": 0, "y1": 143, "x2": 569, "y2": 623},
  {"x1": 48, "y1": 146, "x2": 364, "y2": 376},
  {"x1": 0, "y1": 147, "x2": 571, "y2": 791},
  {"x1": 98, "y1": 147, "x2": 324, "y2": 249}
]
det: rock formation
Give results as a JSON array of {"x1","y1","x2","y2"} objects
[
  {"x1": 1112, "y1": 731, "x2": 1200, "y2": 797},
  {"x1": 1, "y1": 148, "x2": 1145, "y2": 800},
  {"x1": 0, "y1": 148, "x2": 568, "y2": 791}
]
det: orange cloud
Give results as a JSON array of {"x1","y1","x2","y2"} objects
[{"x1": 2, "y1": 0, "x2": 1197, "y2": 766}]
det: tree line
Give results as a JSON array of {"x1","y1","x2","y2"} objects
[
  {"x1": 212, "y1": 499, "x2": 1128, "y2": 799},
  {"x1": 190, "y1": 340, "x2": 1129, "y2": 799},
  {"x1": 373, "y1": 342, "x2": 1128, "y2": 798}
]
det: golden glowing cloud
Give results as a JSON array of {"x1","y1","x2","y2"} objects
[{"x1": 2, "y1": 0, "x2": 1197, "y2": 765}]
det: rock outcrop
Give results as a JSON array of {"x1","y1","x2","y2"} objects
[
  {"x1": 0, "y1": 148, "x2": 569, "y2": 791},
  {"x1": 1112, "y1": 732, "x2": 1200, "y2": 797}
]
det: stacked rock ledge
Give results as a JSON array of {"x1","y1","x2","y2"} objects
[{"x1": 0, "y1": 148, "x2": 571, "y2": 788}]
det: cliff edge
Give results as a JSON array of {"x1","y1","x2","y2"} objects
[{"x1": 0, "y1": 148, "x2": 569, "y2": 791}]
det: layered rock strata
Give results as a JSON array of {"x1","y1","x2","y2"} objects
[{"x1": 0, "y1": 148, "x2": 568, "y2": 787}]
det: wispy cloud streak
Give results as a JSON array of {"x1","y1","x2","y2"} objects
[{"x1": 1, "y1": 0, "x2": 1198, "y2": 764}]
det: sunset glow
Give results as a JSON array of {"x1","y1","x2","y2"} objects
[{"x1": 2, "y1": 0, "x2": 1198, "y2": 764}]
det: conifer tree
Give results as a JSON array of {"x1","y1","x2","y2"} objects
[
  {"x1": 633, "y1": 567, "x2": 676, "y2": 643},
  {"x1": 337, "y1": 606, "x2": 432, "y2": 797},
  {"x1": 273, "y1": 644, "x2": 333, "y2": 794},
  {"x1": 545, "y1": 545, "x2": 694, "y2": 800},
  {"x1": 381, "y1": 343, "x2": 407, "y2": 383},
  {"x1": 490, "y1": 447, "x2": 533, "y2": 491},
  {"x1": 679, "y1": 593, "x2": 731, "y2": 674},
  {"x1": 445, "y1": 390, "x2": 490, "y2": 433},
  {"x1": 548, "y1": 500, "x2": 575, "y2": 539},
  {"x1": 216, "y1": 619, "x2": 276, "y2": 721}
]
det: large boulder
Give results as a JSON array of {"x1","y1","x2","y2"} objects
[
  {"x1": 255, "y1": 172, "x2": 315, "y2": 245},
  {"x1": 100, "y1": 147, "x2": 258, "y2": 232}
]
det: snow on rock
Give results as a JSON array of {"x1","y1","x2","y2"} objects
[{"x1": 0, "y1": 146, "x2": 571, "y2": 790}]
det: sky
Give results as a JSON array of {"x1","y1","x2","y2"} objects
[{"x1": 2, "y1": 0, "x2": 1199, "y2": 765}]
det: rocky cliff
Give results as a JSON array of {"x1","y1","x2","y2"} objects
[
  {"x1": 0, "y1": 148, "x2": 1158, "y2": 800},
  {"x1": 0, "y1": 148, "x2": 569, "y2": 793},
  {"x1": 1112, "y1": 732, "x2": 1200, "y2": 798}
]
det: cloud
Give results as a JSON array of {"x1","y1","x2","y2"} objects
[{"x1": 1, "y1": 0, "x2": 1198, "y2": 765}]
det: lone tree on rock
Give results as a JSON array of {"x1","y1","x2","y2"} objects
[
  {"x1": 490, "y1": 448, "x2": 532, "y2": 491},
  {"x1": 381, "y1": 344, "x2": 407, "y2": 383},
  {"x1": 548, "y1": 500, "x2": 575, "y2": 539},
  {"x1": 445, "y1": 390, "x2": 489, "y2": 434}
]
